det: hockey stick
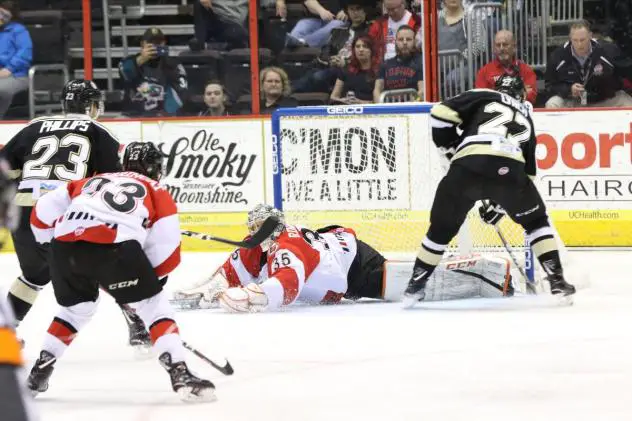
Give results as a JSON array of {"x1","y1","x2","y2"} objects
[
  {"x1": 493, "y1": 224, "x2": 537, "y2": 295},
  {"x1": 181, "y1": 216, "x2": 280, "y2": 249},
  {"x1": 182, "y1": 341, "x2": 234, "y2": 376},
  {"x1": 120, "y1": 304, "x2": 234, "y2": 375}
]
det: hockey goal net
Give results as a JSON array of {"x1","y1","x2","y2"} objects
[{"x1": 271, "y1": 104, "x2": 542, "y2": 292}]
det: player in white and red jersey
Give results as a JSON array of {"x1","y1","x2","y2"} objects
[
  {"x1": 173, "y1": 204, "x2": 516, "y2": 312},
  {"x1": 26, "y1": 142, "x2": 215, "y2": 402}
]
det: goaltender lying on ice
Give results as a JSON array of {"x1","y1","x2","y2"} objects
[{"x1": 171, "y1": 204, "x2": 517, "y2": 313}]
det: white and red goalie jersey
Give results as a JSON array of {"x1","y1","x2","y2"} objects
[
  {"x1": 30, "y1": 171, "x2": 181, "y2": 278},
  {"x1": 221, "y1": 225, "x2": 358, "y2": 309}
]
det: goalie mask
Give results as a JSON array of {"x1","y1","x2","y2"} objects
[{"x1": 247, "y1": 204, "x2": 285, "y2": 251}]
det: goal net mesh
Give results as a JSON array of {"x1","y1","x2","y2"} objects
[{"x1": 273, "y1": 110, "x2": 537, "y2": 286}]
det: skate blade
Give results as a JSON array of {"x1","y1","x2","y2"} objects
[
  {"x1": 554, "y1": 293, "x2": 574, "y2": 307},
  {"x1": 132, "y1": 344, "x2": 154, "y2": 360},
  {"x1": 402, "y1": 293, "x2": 424, "y2": 309},
  {"x1": 177, "y1": 386, "x2": 217, "y2": 403}
]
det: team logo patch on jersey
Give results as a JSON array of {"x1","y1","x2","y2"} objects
[
  {"x1": 498, "y1": 167, "x2": 509, "y2": 175},
  {"x1": 594, "y1": 63, "x2": 603, "y2": 76}
]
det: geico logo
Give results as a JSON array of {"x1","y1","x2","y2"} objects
[
  {"x1": 326, "y1": 106, "x2": 364, "y2": 114},
  {"x1": 537, "y1": 130, "x2": 632, "y2": 170},
  {"x1": 108, "y1": 279, "x2": 139, "y2": 290}
]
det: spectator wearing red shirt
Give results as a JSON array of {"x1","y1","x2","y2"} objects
[
  {"x1": 368, "y1": 0, "x2": 421, "y2": 62},
  {"x1": 475, "y1": 30, "x2": 537, "y2": 104}
]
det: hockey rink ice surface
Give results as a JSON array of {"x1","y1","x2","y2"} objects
[{"x1": 1, "y1": 250, "x2": 631, "y2": 421}]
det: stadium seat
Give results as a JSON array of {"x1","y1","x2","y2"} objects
[
  {"x1": 21, "y1": 10, "x2": 70, "y2": 118},
  {"x1": 291, "y1": 92, "x2": 330, "y2": 106},
  {"x1": 277, "y1": 47, "x2": 320, "y2": 85},
  {"x1": 178, "y1": 50, "x2": 225, "y2": 96},
  {"x1": 223, "y1": 48, "x2": 273, "y2": 98}
]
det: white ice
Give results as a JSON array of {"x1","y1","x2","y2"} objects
[{"x1": 2, "y1": 250, "x2": 631, "y2": 421}]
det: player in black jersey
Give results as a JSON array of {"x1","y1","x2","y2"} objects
[
  {"x1": 0, "y1": 79, "x2": 151, "y2": 353},
  {"x1": 403, "y1": 75, "x2": 576, "y2": 306}
]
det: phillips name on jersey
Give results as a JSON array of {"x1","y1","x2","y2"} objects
[{"x1": 0, "y1": 113, "x2": 122, "y2": 206}]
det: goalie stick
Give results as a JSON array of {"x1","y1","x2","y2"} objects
[
  {"x1": 493, "y1": 224, "x2": 538, "y2": 295},
  {"x1": 181, "y1": 216, "x2": 280, "y2": 249}
]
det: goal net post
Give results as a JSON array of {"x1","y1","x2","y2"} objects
[{"x1": 271, "y1": 103, "x2": 538, "y2": 292}]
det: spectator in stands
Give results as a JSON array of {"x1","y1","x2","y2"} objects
[
  {"x1": 0, "y1": 1, "x2": 31, "y2": 118},
  {"x1": 260, "y1": 66, "x2": 298, "y2": 114},
  {"x1": 191, "y1": 0, "x2": 248, "y2": 50},
  {"x1": 330, "y1": 35, "x2": 380, "y2": 104},
  {"x1": 545, "y1": 20, "x2": 632, "y2": 108},
  {"x1": 294, "y1": 0, "x2": 371, "y2": 93},
  {"x1": 373, "y1": 25, "x2": 422, "y2": 102},
  {"x1": 368, "y1": 0, "x2": 421, "y2": 62},
  {"x1": 273, "y1": 0, "x2": 287, "y2": 19},
  {"x1": 119, "y1": 28, "x2": 189, "y2": 117},
  {"x1": 198, "y1": 80, "x2": 232, "y2": 116},
  {"x1": 475, "y1": 30, "x2": 537, "y2": 104},
  {"x1": 286, "y1": 0, "x2": 347, "y2": 48},
  {"x1": 438, "y1": 0, "x2": 487, "y2": 56}
]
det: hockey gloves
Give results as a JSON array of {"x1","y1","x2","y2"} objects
[{"x1": 478, "y1": 200, "x2": 506, "y2": 225}]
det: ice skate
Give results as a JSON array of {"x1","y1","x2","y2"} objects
[
  {"x1": 546, "y1": 274, "x2": 576, "y2": 306},
  {"x1": 159, "y1": 352, "x2": 216, "y2": 403},
  {"x1": 27, "y1": 350, "x2": 56, "y2": 395},
  {"x1": 402, "y1": 268, "x2": 429, "y2": 309},
  {"x1": 121, "y1": 306, "x2": 152, "y2": 358}
]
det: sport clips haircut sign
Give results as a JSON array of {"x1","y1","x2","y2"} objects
[
  {"x1": 278, "y1": 115, "x2": 411, "y2": 210},
  {"x1": 156, "y1": 122, "x2": 264, "y2": 212}
]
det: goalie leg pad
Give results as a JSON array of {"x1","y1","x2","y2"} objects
[{"x1": 382, "y1": 256, "x2": 513, "y2": 302}]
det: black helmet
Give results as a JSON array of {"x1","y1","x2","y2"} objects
[
  {"x1": 0, "y1": 159, "x2": 18, "y2": 235},
  {"x1": 495, "y1": 74, "x2": 525, "y2": 101},
  {"x1": 122, "y1": 142, "x2": 165, "y2": 181},
  {"x1": 61, "y1": 79, "x2": 104, "y2": 118}
]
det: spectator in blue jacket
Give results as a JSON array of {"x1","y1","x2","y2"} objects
[{"x1": 0, "y1": 1, "x2": 32, "y2": 118}]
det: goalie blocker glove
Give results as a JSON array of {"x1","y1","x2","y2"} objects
[{"x1": 479, "y1": 200, "x2": 506, "y2": 225}]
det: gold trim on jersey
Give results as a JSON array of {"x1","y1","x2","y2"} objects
[
  {"x1": 531, "y1": 238, "x2": 558, "y2": 257},
  {"x1": 14, "y1": 192, "x2": 36, "y2": 207},
  {"x1": 452, "y1": 144, "x2": 526, "y2": 164},
  {"x1": 416, "y1": 247, "x2": 444, "y2": 266},
  {"x1": 430, "y1": 104, "x2": 462, "y2": 124},
  {"x1": 10, "y1": 279, "x2": 39, "y2": 304},
  {"x1": 6, "y1": 169, "x2": 21, "y2": 179}
]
